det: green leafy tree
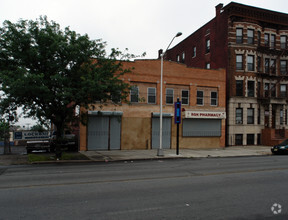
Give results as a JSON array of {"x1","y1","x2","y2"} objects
[
  {"x1": 30, "y1": 123, "x2": 47, "y2": 132},
  {"x1": 0, "y1": 16, "x2": 137, "y2": 155},
  {"x1": 0, "y1": 120, "x2": 9, "y2": 141},
  {"x1": 0, "y1": 119, "x2": 10, "y2": 154}
]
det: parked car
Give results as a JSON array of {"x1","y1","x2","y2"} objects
[
  {"x1": 271, "y1": 139, "x2": 288, "y2": 155},
  {"x1": 50, "y1": 131, "x2": 78, "y2": 152}
]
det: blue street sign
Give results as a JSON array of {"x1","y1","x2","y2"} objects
[{"x1": 174, "y1": 101, "x2": 181, "y2": 124}]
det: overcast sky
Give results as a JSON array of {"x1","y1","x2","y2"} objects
[{"x1": 1, "y1": 0, "x2": 287, "y2": 127}]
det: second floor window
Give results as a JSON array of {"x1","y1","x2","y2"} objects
[
  {"x1": 166, "y1": 89, "x2": 174, "y2": 104},
  {"x1": 130, "y1": 86, "x2": 139, "y2": 103},
  {"x1": 147, "y1": 88, "x2": 156, "y2": 104},
  {"x1": 236, "y1": 108, "x2": 243, "y2": 124},
  {"x1": 182, "y1": 90, "x2": 189, "y2": 105},
  {"x1": 197, "y1": 91, "x2": 204, "y2": 105},
  {"x1": 211, "y1": 91, "x2": 218, "y2": 106}
]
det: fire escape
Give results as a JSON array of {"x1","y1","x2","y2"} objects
[{"x1": 256, "y1": 39, "x2": 288, "y2": 145}]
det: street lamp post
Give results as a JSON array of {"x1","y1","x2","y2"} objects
[{"x1": 157, "y1": 32, "x2": 182, "y2": 157}]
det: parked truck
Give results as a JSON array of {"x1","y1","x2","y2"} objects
[{"x1": 26, "y1": 131, "x2": 78, "y2": 153}]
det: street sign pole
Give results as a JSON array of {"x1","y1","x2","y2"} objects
[
  {"x1": 174, "y1": 98, "x2": 181, "y2": 155},
  {"x1": 177, "y1": 122, "x2": 179, "y2": 155}
]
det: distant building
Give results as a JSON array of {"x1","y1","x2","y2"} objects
[
  {"x1": 165, "y1": 2, "x2": 288, "y2": 146},
  {"x1": 79, "y1": 59, "x2": 226, "y2": 151}
]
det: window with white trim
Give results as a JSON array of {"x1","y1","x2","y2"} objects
[
  {"x1": 236, "y1": 108, "x2": 243, "y2": 124},
  {"x1": 147, "y1": 87, "x2": 156, "y2": 104},
  {"x1": 236, "y1": 55, "x2": 243, "y2": 70},
  {"x1": 236, "y1": 28, "x2": 243, "y2": 44},
  {"x1": 197, "y1": 90, "x2": 204, "y2": 105},
  {"x1": 181, "y1": 90, "x2": 189, "y2": 105},
  {"x1": 247, "y1": 55, "x2": 255, "y2": 71},
  {"x1": 281, "y1": 60, "x2": 287, "y2": 75},
  {"x1": 280, "y1": 84, "x2": 287, "y2": 98},
  {"x1": 166, "y1": 88, "x2": 174, "y2": 104},
  {"x1": 281, "y1": 36, "x2": 287, "y2": 49},
  {"x1": 247, "y1": 29, "x2": 254, "y2": 44},
  {"x1": 211, "y1": 91, "x2": 218, "y2": 106},
  {"x1": 247, "y1": 108, "x2": 254, "y2": 124}
]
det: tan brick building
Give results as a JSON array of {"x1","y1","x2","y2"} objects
[{"x1": 79, "y1": 59, "x2": 226, "y2": 151}]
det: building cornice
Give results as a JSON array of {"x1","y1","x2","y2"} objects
[{"x1": 223, "y1": 2, "x2": 288, "y2": 27}]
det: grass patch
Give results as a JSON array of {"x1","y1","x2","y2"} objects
[
  {"x1": 28, "y1": 154, "x2": 54, "y2": 162},
  {"x1": 61, "y1": 152, "x2": 90, "y2": 160},
  {"x1": 28, "y1": 152, "x2": 90, "y2": 162}
]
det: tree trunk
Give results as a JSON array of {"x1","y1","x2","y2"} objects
[
  {"x1": 3, "y1": 129, "x2": 10, "y2": 155},
  {"x1": 53, "y1": 121, "x2": 65, "y2": 160},
  {"x1": 3, "y1": 137, "x2": 10, "y2": 155}
]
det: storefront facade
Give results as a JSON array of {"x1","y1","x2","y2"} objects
[{"x1": 79, "y1": 59, "x2": 226, "y2": 151}]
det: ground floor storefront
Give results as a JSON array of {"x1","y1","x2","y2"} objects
[{"x1": 79, "y1": 105, "x2": 226, "y2": 151}]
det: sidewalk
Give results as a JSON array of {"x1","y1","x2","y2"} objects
[
  {"x1": 0, "y1": 146, "x2": 273, "y2": 165},
  {"x1": 80, "y1": 146, "x2": 272, "y2": 162}
]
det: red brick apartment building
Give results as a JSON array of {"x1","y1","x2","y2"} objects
[
  {"x1": 79, "y1": 59, "x2": 225, "y2": 151},
  {"x1": 165, "y1": 2, "x2": 288, "y2": 146}
]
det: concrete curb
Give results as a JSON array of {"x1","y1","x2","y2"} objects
[{"x1": 0, "y1": 146, "x2": 273, "y2": 165}]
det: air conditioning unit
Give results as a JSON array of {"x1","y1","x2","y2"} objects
[{"x1": 236, "y1": 121, "x2": 243, "y2": 124}]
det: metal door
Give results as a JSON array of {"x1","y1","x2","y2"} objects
[
  {"x1": 87, "y1": 116, "x2": 121, "y2": 150},
  {"x1": 152, "y1": 117, "x2": 171, "y2": 149},
  {"x1": 88, "y1": 116, "x2": 109, "y2": 150},
  {"x1": 110, "y1": 116, "x2": 121, "y2": 150}
]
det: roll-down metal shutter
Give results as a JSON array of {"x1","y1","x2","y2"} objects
[
  {"x1": 152, "y1": 117, "x2": 171, "y2": 149},
  {"x1": 87, "y1": 115, "x2": 121, "y2": 150},
  {"x1": 183, "y1": 119, "x2": 221, "y2": 137}
]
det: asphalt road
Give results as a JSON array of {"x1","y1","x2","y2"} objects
[{"x1": 0, "y1": 156, "x2": 287, "y2": 220}]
